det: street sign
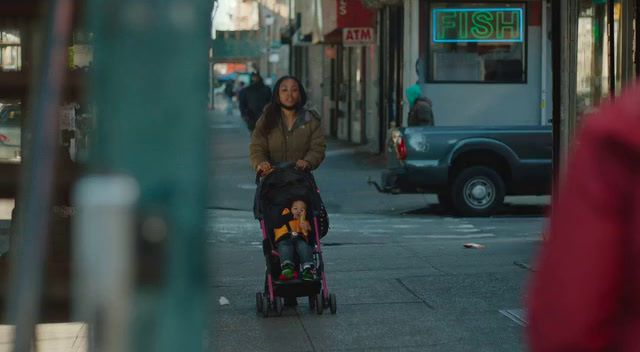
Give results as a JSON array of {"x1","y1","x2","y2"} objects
[{"x1": 343, "y1": 28, "x2": 375, "y2": 47}]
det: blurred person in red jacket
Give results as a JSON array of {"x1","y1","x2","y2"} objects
[{"x1": 528, "y1": 84, "x2": 640, "y2": 351}]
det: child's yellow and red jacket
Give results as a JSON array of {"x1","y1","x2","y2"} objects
[{"x1": 273, "y1": 207, "x2": 312, "y2": 243}]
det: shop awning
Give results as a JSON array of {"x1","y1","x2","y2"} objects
[
  {"x1": 321, "y1": 0, "x2": 378, "y2": 37},
  {"x1": 294, "y1": 0, "x2": 378, "y2": 45}
]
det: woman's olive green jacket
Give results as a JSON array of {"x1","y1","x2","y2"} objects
[{"x1": 250, "y1": 108, "x2": 327, "y2": 171}]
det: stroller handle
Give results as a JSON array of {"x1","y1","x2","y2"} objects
[{"x1": 254, "y1": 162, "x2": 298, "y2": 184}]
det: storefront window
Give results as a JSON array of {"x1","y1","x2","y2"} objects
[
  {"x1": 0, "y1": 30, "x2": 21, "y2": 71},
  {"x1": 428, "y1": 3, "x2": 526, "y2": 83},
  {"x1": 575, "y1": 0, "x2": 622, "y2": 115},
  {"x1": 72, "y1": 30, "x2": 94, "y2": 71}
]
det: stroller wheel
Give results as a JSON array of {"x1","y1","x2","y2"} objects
[
  {"x1": 256, "y1": 292, "x2": 263, "y2": 313},
  {"x1": 315, "y1": 293, "x2": 324, "y2": 315},
  {"x1": 308, "y1": 296, "x2": 316, "y2": 310},
  {"x1": 329, "y1": 293, "x2": 337, "y2": 314},
  {"x1": 262, "y1": 295, "x2": 270, "y2": 318},
  {"x1": 275, "y1": 297, "x2": 283, "y2": 316}
]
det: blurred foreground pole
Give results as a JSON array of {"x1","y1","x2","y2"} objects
[
  {"x1": 6, "y1": 0, "x2": 73, "y2": 350},
  {"x1": 83, "y1": 0, "x2": 210, "y2": 351}
]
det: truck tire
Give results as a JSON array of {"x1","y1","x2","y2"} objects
[{"x1": 451, "y1": 166, "x2": 505, "y2": 217}]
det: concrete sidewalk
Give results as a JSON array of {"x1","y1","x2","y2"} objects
[{"x1": 209, "y1": 208, "x2": 542, "y2": 352}]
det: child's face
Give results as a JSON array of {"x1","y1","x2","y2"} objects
[{"x1": 291, "y1": 200, "x2": 307, "y2": 219}]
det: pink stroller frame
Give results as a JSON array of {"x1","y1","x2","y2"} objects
[{"x1": 253, "y1": 163, "x2": 336, "y2": 317}]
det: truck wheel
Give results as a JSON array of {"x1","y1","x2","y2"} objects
[{"x1": 451, "y1": 166, "x2": 505, "y2": 217}]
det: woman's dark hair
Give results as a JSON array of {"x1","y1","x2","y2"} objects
[{"x1": 259, "y1": 75, "x2": 307, "y2": 136}]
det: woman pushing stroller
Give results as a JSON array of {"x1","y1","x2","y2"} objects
[
  {"x1": 250, "y1": 75, "x2": 326, "y2": 275},
  {"x1": 250, "y1": 75, "x2": 328, "y2": 310},
  {"x1": 249, "y1": 75, "x2": 326, "y2": 176}
]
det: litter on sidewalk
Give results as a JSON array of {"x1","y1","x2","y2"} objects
[
  {"x1": 219, "y1": 297, "x2": 230, "y2": 306},
  {"x1": 463, "y1": 243, "x2": 485, "y2": 249}
]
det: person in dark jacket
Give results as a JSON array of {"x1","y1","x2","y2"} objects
[
  {"x1": 224, "y1": 80, "x2": 235, "y2": 115},
  {"x1": 527, "y1": 83, "x2": 640, "y2": 352},
  {"x1": 239, "y1": 72, "x2": 272, "y2": 132},
  {"x1": 406, "y1": 84, "x2": 434, "y2": 126}
]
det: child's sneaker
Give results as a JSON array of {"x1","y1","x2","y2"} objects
[
  {"x1": 301, "y1": 268, "x2": 314, "y2": 281},
  {"x1": 280, "y1": 264, "x2": 295, "y2": 280}
]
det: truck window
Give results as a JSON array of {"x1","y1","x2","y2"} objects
[{"x1": 0, "y1": 107, "x2": 21, "y2": 127}]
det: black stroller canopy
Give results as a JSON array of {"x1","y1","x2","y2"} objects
[{"x1": 254, "y1": 168, "x2": 321, "y2": 221}]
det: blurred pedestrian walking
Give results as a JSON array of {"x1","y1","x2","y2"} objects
[
  {"x1": 224, "y1": 80, "x2": 235, "y2": 115},
  {"x1": 239, "y1": 71, "x2": 271, "y2": 132},
  {"x1": 528, "y1": 84, "x2": 640, "y2": 352}
]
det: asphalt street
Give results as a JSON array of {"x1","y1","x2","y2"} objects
[{"x1": 208, "y1": 101, "x2": 547, "y2": 352}]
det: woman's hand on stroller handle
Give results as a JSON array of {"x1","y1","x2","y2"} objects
[
  {"x1": 255, "y1": 161, "x2": 312, "y2": 183},
  {"x1": 296, "y1": 159, "x2": 311, "y2": 170},
  {"x1": 257, "y1": 161, "x2": 273, "y2": 176}
]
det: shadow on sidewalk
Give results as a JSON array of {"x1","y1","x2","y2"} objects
[{"x1": 403, "y1": 203, "x2": 549, "y2": 217}]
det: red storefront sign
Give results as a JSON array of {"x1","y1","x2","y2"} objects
[
  {"x1": 337, "y1": 0, "x2": 377, "y2": 28},
  {"x1": 325, "y1": 46, "x2": 337, "y2": 59},
  {"x1": 343, "y1": 27, "x2": 375, "y2": 46}
]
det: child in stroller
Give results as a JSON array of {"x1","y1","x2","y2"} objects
[
  {"x1": 254, "y1": 163, "x2": 336, "y2": 317},
  {"x1": 273, "y1": 199, "x2": 315, "y2": 281}
]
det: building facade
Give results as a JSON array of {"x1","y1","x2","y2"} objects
[
  {"x1": 413, "y1": 1, "x2": 553, "y2": 127},
  {"x1": 288, "y1": 0, "x2": 387, "y2": 153},
  {"x1": 287, "y1": 0, "x2": 553, "y2": 154},
  {"x1": 282, "y1": 0, "x2": 639, "y2": 161},
  {"x1": 555, "y1": 0, "x2": 638, "y2": 165}
]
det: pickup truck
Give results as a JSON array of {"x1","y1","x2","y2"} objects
[
  {"x1": 369, "y1": 126, "x2": 553, "y2": 216},
  {"x1": 0, "y1": 104, "x2": 21, "y2": 162}
]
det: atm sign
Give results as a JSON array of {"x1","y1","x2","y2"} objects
[
  {"x1": 343, "y1": 28, "x2": 375, "y2": 46},
  {"x1": 433, "y1": 8, "x2": 524, "y2": 43}
]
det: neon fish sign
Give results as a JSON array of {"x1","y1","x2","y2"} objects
[{"x1": 433, "y1": 8, "x2": 524, "y2": 43}]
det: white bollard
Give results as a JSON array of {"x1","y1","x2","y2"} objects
[{"x1": 72, "y1": 174, "x2": 140, "y2": 352}]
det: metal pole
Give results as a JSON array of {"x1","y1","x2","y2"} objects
[
  {"x1": 608, "y1": 0, "x2": 615, "y2": 97},
  {"x1": 551, "y1": 0, "x2": 562, "y2": 192},
  {"x1": 621, "y1": 0, "x2": 634, "y2": 84},
  {"x1": 378, "y1": 9, "x2": 385, "y2": 152},
  {"x1": 541, "y1": 0, "x2": 548, "y2": 126},
  {"x1": 593, "y1": 4, "x2": 605, "y2": 101},
  {"x1": 86, "y1": 0, "x2": 210, "y2": 350},
  {"x1": 636, "y1": 0, "x2": 640, "y2": 76},
  {"x1": 6, "y1": 1, "x2": 73, "y2": 350}
]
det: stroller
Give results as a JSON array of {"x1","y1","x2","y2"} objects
[{"x1": 253, "y1": 162, "x2": 336, "y2": 317}]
